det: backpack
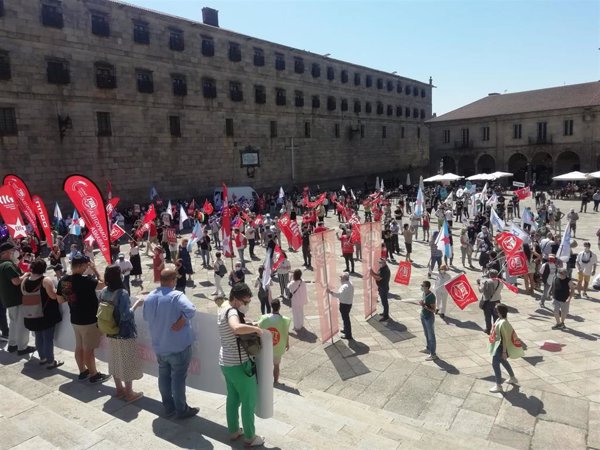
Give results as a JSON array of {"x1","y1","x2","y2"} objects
[
  {"x1": 482, "y1": 280, "x2": 500, "y2": 301},
  {"x1": 21, "y1": 277, "x2": 44, "y2": 319},
  {"x1": 96, "y1": 288, "x2": 121, "y2": 336},
  {"x1": 216, "y1": 262, "x2": 227, "y2": 277}
]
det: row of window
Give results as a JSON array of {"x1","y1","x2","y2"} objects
[
  {"x1": 0, "y1": 55, "x2": 427, "y2": 120},
  {"x1": 29, "y1": 1, "x2": 427, "y2": 98},
  {"x1": 0, "y1": 106, "x2": 420, "y2": 140},
  {"x1": 442, "y1": 120, "x2": 576, "y2": 144}
]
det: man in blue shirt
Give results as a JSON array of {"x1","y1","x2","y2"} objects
[{"x1": 143, "y1": 268, "x2": 198, "y2": 419}]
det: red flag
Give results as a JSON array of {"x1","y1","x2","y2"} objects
[
  {"x1": 506, "y1": 251, "x2": 529, "y2": 276},
  {"x1": 203, "y1": 199, "x2": 214, "y2": 215},
  {"x1": 63, "y1": 175, "x2": 111, "y2": 264},
  {"x1": 110, "y1": 223, "x2": 126, "y2": 242},
  {"x1": 514, "y1": 186, "x2": 531, "y2": 201},
  {"x1": 278, "y1": 213, "x2": 302, "y2": 251},
  {"x1": 272, "y1": 245, "x2": 286, "y2": 271},
  {"x1": 492, "y1": 277, "x2": 519, "y2": 294},
  {"x1": 3, "y1": 175, "x2": 41, "y2": 238},
  {"x1": 106, "y1": 197, "x2": 120, "y2": 216},
  {"x1": 134, "y1": 222, "x2": 150, "y2": 239},
  {"x1": 303, "y1": 192, "x2": 327, "y2": 209},
  {"x1": 495, "y1": 232, "x2": 523, "y2": 256},
  {"x1": 143, "y1": 204, "x2": 156, "y2": 224},
  {"x1": 31, "y1": 195, "x2": 53, "y2": 248},
  {"x1": 0, "y1": 185, "x2": 28, "y2": 239},
  {"x1": 187, "y1": 199, "x2": 196, "y2": 216},
  {"x1": 394, "y1": 261, "x2": 412, "y2": 285},
  {"x1": 253, "y1": 214, "x2": 264, "y2": 227},
  {"x1": 445, "y1": 274, "x2": 478, "y2": 310},
  {"x1": 221, "y1": 183, "x2": 233, "y2": 258}
]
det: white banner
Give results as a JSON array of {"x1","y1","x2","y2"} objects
[{"x1": 54, "y1": 304, "x2": 273, "y2": 418}]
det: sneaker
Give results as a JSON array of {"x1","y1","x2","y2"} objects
[
  {"x1": 244, "y1": 435, "x2": 265, "y2": 448},
  {"x1": 439, "y1": 313, "x2": 446, "y2": 319},
  {"x1": 551, "y1": 323, "x2": 562, "y2": 330},
  {"x1": 176, "y1": 406, "x2": 199, "y2": 420},
  {"x1": 508, "y1": 377, "x2": 519, "y2": 385},
  {"x1": 419, "y1": 349, "x2": 429, "y2": 354},
  {"x1": 425, "y1": 354, "x2": 439, "y2": 361},
  {"x1": 89, "y1": 372, "x2": 111, "y2": 384},
  {"x1": 560, "y1": 323, "x2": 566, "y2": 329},
  {"x1": 489, "y1": 384, "x2": 503, "y2": 393},
  {"x1": 78, "y1": 369, "x2": 90, "y2": 381},
  {"x1": 378, "y1": 316, "x2": 389, "y2": 322},
  {"x1": 7, "y1": 345, "x2": 17, "y2": 353},
  {"x1": 17, "y1": 346, "x2": 36, "y2": 356}
]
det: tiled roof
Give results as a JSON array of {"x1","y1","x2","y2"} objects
[{"x1": 427, "y1": 81, "x2": 600, "y2": 123}]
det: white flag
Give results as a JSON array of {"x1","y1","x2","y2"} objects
[
  {"x1": 53, "y1": 202, "x2": 63, "y2": 221},
  {"x1": 380, "y1": 179, "x2": 385, "y2": 192},
  {"x1": 490, "y1": 207, "x2": 505, "y2": 232},
  {"x1": 375, "y1": 177, "x2": 380, "y2": 191},
  {"x1": 279, "y1": 187, "x2": 285, "y2": 199},
  {"x1": 557, "y1": 224, "x2": 572, "y2": 262},
  {"x1": 179, "y1": 205, "x2": 189, "y2": 230},
  {"x1": 166, "y1": 200, "x2": 173, "y2": 218},
  {"x1": 509, "y1": 221, "x2": 530, "y2": 243},
  {"x1": 444, "y1": 191, "x2": 453, "y2": 206},
  {"x1": 351, "y1": 189, "x2": 356, "y2": 200},
  {"x1": 341, "y1": 185, "x2": 347, "y2": 193},
  {"x1": 262, "y1": 249, "x2": 272, "y2": 290}
]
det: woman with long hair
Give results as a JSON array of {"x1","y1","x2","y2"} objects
[
  {"x1": 101, "y1": 265, "x2": 144, "y2": 403},
  {"x1": 287, "y1": 269, "x2": 308, "y2": 331}
]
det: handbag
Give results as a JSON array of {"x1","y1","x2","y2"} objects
[
  {"x1": 225, "y1": 308, "x2": 261, "y2": 377},
  {"x1": 21, "y1": 277, "x2": 44, "y2": 319}
]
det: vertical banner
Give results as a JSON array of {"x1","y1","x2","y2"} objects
[
  {"x1": 221, "y1": 183, "x2": 234, "y2": 258},
  {"x1": 309, "y1": 229, "x2": 339, "y2": 343},
  {"x1": 278, "y1": 213, "x2": 302, "y2": 251},
  {"x1": 63, "y1": 175, "x2": 111, "y2": 264},
  {"x1": 361, "y1": 221, "x2": 382, "y2": 319},
  {"x1": 31, "y1": 195, "x2": 53, "y2": 248},
  {"x1": 3, "y1": 175, "x2": 41, "y2": 238},
  {"x1": 0, "y1": 185, "x2": 28, "y2": 239}
]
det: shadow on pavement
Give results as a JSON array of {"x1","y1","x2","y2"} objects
[
  {"x1": 274, "y1": 382, "x2": 301, "y2": 396},
  {"x1": 324, "y1": 340, "x2": 371, "y2": 381},
  {"x1": 561, "y1": 327, "x2": 597, "y2": 341},
  {"x1": 523, "y1": 355, "x2": 544, "y2": 366},
  {"x1": 290, "y1": 327, "x2": 318, "y2": 343},
  {"x1": 503, "y1": 385, "x2": 546, "y2": 417},
  {"x1": 366, "y1": 317, "x2": 415, "y2": 344},
  {"x1": 433, "y1": 358, "x2": 460, "y2": 375},
  {"x1": 444, "y1": 316, "x2": 484, "y2": 332}
]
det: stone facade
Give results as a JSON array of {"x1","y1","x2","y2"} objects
[
  {"x1": 0, "y1": 0, "x2": 432, "y2": 203},
  {"x1": 426, "y1": 83, "x2": 600, "y2": 185}
]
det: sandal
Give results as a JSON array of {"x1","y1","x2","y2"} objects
[
  {"x1": 244, "y1": 435, "x2": 265, "y2": 447},
  {"x1": 113, "y1": 390, "x2": 126, "y2": 399},
  {"x1": 46, "y1": 360, "x2": 64, "y2": 370},
  {"x1": 124, "y1": 392, "x2": 144, "y2": 404},
  {"x1": 230, "y1": 429, "x2": 244, "y2": 441}
]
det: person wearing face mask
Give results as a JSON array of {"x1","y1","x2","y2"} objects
[
  {"x1": 539, "y1": 254, "x2": 558, "y2": 308},
  {"x1": 218, "y1": 283, "x2": 265, "y2": 447},
  {"x1": 371, "y1": 258, "x2": 391, "y2": 321},
  {"x1": 551, "y1": 268, "x2": 576, "y2": 330},
  {"x1": 419, "y1": 280, "x2": 438, "y2": 361},
  {"x1": 143, "y1": 268, "x2": 198, "y2": 419},
  {"x1": 0, "y1": 242, "x2": 34, "y2": 354},
  {"x1": 575, "y1": 242, "x2": 597, "y2": 298}
]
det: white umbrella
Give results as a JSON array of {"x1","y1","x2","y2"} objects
[
  {"x1": 467, "y1": 174, "x2": 493, "y2": 181},
  {"x1": 489, "y1": 171, "x2": 514, "y2": 180},
  {"x1": 552, "y1": 171, "x2": 590, "y2": 181},
  {"x1": 423, "y1": 174, "x2": 444, "y2": 182},
  {"x1": 406, "y1": 173, "x2": 411, "y2": 186},
  {"x1": 588, "y1": 171, "x2": 600, "y2": 179},
  {"x1": 423, "y1": 173, "x2": 464, "y2": 183}
]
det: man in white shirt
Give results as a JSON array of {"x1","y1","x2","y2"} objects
[
  {"x1": 327, "y1": 273, "x2": 354, "y2": 340},
  {"x1": 539, "y1": 232, "x2": 554, "y2": 261},
  {"x1": 116, "y1": 253, "x2": 133, "y2": 294},
  {"x1": 576, "y1": 242, "x2": 597, "y2": 298}
]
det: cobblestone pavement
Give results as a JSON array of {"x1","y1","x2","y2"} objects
[{"x1": 1, "y1": 195, "x2": 599, "y2": 449}]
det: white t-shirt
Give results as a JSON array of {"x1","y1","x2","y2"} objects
[{"x1": 576, "y1": 251, "x2": 597, "y2": 276}]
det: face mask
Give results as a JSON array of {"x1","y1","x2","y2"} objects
[
  {"x1": 420, "y1": 287, "x2": 425, "y2": 292},
  {"x1": 238, "y1": 303, "x2": 249, "y2": 315}
]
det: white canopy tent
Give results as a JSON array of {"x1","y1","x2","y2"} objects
[
  {"x1": 423, "y1": 173, "x2": 464, "y2": 183},
  {"x1": 466, "y1": 171, "x2": 513, "y2": 181},
  {"x1": 587, "y1": 171, "x2": 600, "y2": 179},
  {"x1": 552, "y1": 171, "x2": 590, "y2": 181},
  {"x1": 490, "y1": 171, "x2": 514, "y2": 179}
]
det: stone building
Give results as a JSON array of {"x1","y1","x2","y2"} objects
[
  {"x1": 0, "y1": 0, "x2": 432, "y2": 202},
  {"x1": 426, "y1": 82, "x2": 600, "y2": 185}
]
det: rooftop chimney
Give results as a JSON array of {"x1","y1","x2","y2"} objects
[{"x1": 202, "y1": 7, "x2": 219, "y2": 27}]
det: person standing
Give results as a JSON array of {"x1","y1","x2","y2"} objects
[
  {"x1": 428, "y1": 231, "x2": 443, "y2": 278},
  {"x1": 23, "y1": 259, "x2": 62, "y2": 367},
  {"x1": 255, "y1": 267, "x2": 272, "y2": 314},
  {"x1": 337, "y1": 229, "x2": 355, "y2": 273},
  {"x1": 275, "y1": 254, "x2": 291, "y2": 298},
  {"x1": 567, "y1": 209, "x2": 579, "y2": 238},
  {"x1": 540, "y1": 254, "x2": 558, "y2": 307},
  {"x1": 301, "y1": 225, "x2": 312, "y2": 268},
  {"x1": 116, "y1": 253, "x2": 133, "y2": 295},
  {"x1": 552, "y1": 268, "x2": 576, "y2": 330},
  {"x1": 179, "y1": 240, "x2": 193, "y2": 282},
  {"x1": 212, "y1": 252, "x2": 227, "y2": 296},
  {"x1": 198, "y1": 229, "x2": 212, "y2": 268},
  {"x1": 327, "y1": 273, "x2": 354, "y2": 340},
  {"x1": 370, "y1": 258, "x2": 391, "y2": 322},
  {"x1": 488, "y1": 303, "x2": 523, "y2": 393},
  {"x1": 0, "y1": 242, "x2": 33, "y2": 355},
  {"x1": 419, "y1": 280, "x2": 438, "y2": 361},
  {"x1": 434, "y1": 265, "x2": 451, "y2": 319},
  {"x1": 218, "y1": 283, "x2": 264, "y2": 447},
  {"x1": 575, "y1": 242, "x2": 597, "y2": 298},
  {"x1": 459, "y1": 228, "x2": 473, "y2": 268},
  {"x1": 129, "y1": 240, "x2": 143, "y2": 283},
  {"x1": 258, "y1": 298, "x2": 290, "y2": 385},
  {"x1": 153, "y1": 246, "x2": 166, "y2": 284},
  {"x1": 478, "y1": 269, "x2": 503, "y2": 335},
  {"x1": 143, "y1": 268, "x2": 198, "y2": 419},
  {"x1": 593, "y1": 190, "x2": 600, "y2": 213},
  {"x1": 402, "y1": 223, "x2": 413, "y2": 262},
  {"x1": 56, "y1": 254, "x2": 110, "y2": 383},
  {"x1": 234, "y1": 229, "x2": 248, "y2": 270},
  {"x1": 287, "y1": 269, "x2": 308, "y2": 331},
  {"x1": 101, "y1": 265, "x2": 144, "y2": 403}
]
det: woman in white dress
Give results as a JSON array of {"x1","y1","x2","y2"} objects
[{"x1": 287, "y1": 269, "x2": 308, "y2": 331}]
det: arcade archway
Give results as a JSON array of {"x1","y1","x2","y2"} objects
[
  {"x1": 477, "y1": 154, "x2": 496, "y2": 174},
  {"x1": 556, "y1": 151, "x2": 580, "y2": 173},
  {"x1": 441, "y1": 156, "x2": 456, "y2": 174},
  {"x1": 532, "y1": 152, "x2": 553, "y2": 185},
  {"x1": 459, "y1": 155, "x2": 475, "y2": 177},
  {"x1": 508, "y1": 153, "x2": 528, "y2": 182}
]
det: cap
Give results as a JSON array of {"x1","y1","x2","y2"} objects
[
  {"x1": 71, "y1": 253, "x2": 90, "y2": 264},
  {"x1": 0, "y1": 242, "x2": 16, "y2": 253},
  {"x1": 118, "y1": 253, "x2": 125, "y2": 258}
]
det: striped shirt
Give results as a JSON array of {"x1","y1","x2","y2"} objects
[{"x1": 218, "y1": 306, "x2": 248, "y2": 367}]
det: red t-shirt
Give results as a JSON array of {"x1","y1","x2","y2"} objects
[
  {"x1": 148, "y1": 221, "x2": 157, "y2": 238},
  {"x1": 340, "y1": 235, "x2": 354, "y2": 254},
  {"x1": 314, "y1": 226, "x2": 328, "y2": 233}
]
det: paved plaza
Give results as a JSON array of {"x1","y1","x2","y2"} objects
[{"x1": 1, "y1": 195, "x2": 599, "y2": 449}]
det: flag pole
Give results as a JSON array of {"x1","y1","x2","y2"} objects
[{"x1": 321, "y1": 232, "x2": 335, "y2": 345}]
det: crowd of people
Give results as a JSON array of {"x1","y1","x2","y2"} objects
[{"x1": 1, "y1": 179, "x2": 599, "y2": 446}]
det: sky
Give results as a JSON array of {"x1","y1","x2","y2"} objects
[{"x1": 125, "y1": 0, "x2": 599, "y2": 115}]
